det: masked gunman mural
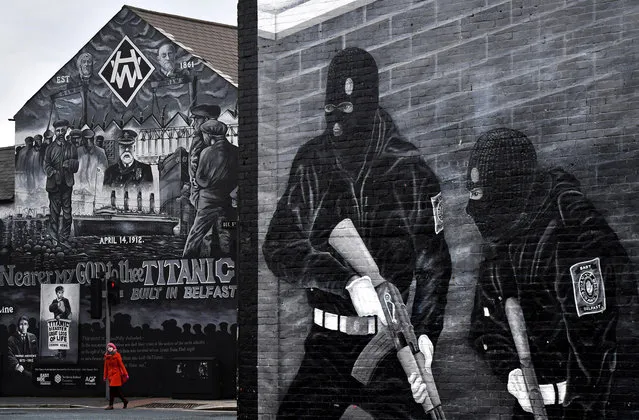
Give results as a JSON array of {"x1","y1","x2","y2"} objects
[
  {"x1": 263, "y1": 47, "x2": 452, "y2": 419},
  {"x1": 3, "y1": 6, "x2": 238, "y2": 398},
  {"x1": 466, "y1": 128, "x2": 632, "y2": 419},
  {"x1": 255, "y1": 1, "x2": 639, "y2": 419}
]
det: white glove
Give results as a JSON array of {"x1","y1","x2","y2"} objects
[
  {"x1": 508, "y1": 368, "x2": 557, "y2": 412},
  {"x1": 419, "y1": 334, "x2": 434, "y2": 368},
  {"x1": 508, "y1": 368, "x2": 533, "y2": 412},
  {"x1": 408, "y1": 372, "x2": 427, "y2": 404},
  {"x1": 408, "y1": 334, "x2": 435, "y2": 404},
  {"x1": 345, "y1": 276, "x2": 386, "y2": 325}
]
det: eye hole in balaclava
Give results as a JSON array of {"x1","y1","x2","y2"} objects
[
  {"x1": 325, "y1": 47, "x2": 379, "y2": 140},
  {"x1": 466, "y1": 128, "x2": 537, "y2": 241}
]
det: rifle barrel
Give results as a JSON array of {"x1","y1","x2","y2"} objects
[{"x1": 430, "y1": 406, "x2": 446, "y2": 420}]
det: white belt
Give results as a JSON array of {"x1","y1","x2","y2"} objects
[
  {"x1": 313, "y1": 308, "x2": 377, "y2": 335},
  {"x1": 540, "y1": 380, "x2": 567, "y2": 405}
]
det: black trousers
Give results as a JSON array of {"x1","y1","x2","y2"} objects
[
  {"x1": 109, "y1": 386, "x2": 127, "y2": 406},
  {"x1": 47, "y1": 186, "x2": 73, "y2": 241},
  {"x1": 182, "y1": 205, "x2": 231, "y2": 257}
]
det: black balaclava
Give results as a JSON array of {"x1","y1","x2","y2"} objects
[
  {"x1": 466, "y1": 128, "x2": 537, "y2": 242},
  {"x1": 325, "y1": 47, "x2": 379, "y2": 148}
]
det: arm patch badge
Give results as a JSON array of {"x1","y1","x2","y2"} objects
[
  {"x1": 570, "y1": 257, "x2": 606, "y2": 317},
  {"x1": 431, "y1": 192, "x2": 444, "y2": 235}
]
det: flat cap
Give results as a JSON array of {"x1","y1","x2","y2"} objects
[
  {"x1": 53, "y1": 119, "x2": 70, "y2": 128},
  {"x1": 117, "y1": 129, "x2": 138, "y2": 145},
  {"x1": 82, "y1": 129, "x2": 95, "y2": 139},
  {"x1": 34, "y1": 134, "x2": 43, "y2": 141},
  {"x1": 68, "y1": 129, "x2": 83, "y2": 138},
  {"x1": 43, "y1": 129, "x2": 54, "y2": 139},
  {"x1": 200, "y1": 119, "x2": 228, "y2": 136},
  {"x1": 190, "y1": 104, "x2": 221, "y2": 119}
]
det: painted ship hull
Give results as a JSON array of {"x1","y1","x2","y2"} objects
[{"x1": 73, "y1": 213, "x2": 179, "y2": 236}]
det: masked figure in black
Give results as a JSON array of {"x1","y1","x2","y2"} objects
[
  {"x1": 467, "y1": 128, "x2": 633, "y2": 419},
  {"x1": 263, "y1": 47, "x2": 452, "y2": 419}
]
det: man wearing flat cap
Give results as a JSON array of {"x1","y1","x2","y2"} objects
[
  {"x1": 103, "y1": 129, "x2": 153, "y2": 189},
  {"x1": 183, "y1": 119, "x2": 237, "y2": 257},
  {"x1": 44, "y1": 119, "x2": 79, "y2": 243},
  {"x1": 39, "y1": 129, "x2": 54, "y2": 170},
  {"x1": 188, "y1": 103, "x2": 221, "y2": 209},
  {"x1": 43, "y1": 129, "x2": 54, "y2": 145},
  {"x1": 68, "y1": 128, "x2": 83, "y2": 148},
  {"x1": 95, "y1": 135, "x2": 105, "y2": 150},
  {"x1": 77, "y1": 128, "x2": 107, "y2": 189},
  {"x1": 32, "y1": 134, "x2": 43, "y2": 153}
]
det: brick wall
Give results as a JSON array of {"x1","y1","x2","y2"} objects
[{"x1": 251, "y1": 0, "x2": 639, "y2": 418}]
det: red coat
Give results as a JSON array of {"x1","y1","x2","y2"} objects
[{"x1": 103, "y1": 351, "x2": 128, "y2": 386}]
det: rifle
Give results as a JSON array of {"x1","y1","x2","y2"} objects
[
  {"x1": 505, "y1": 297, "x2": 548, "y2": 420},
  {"x1": 328, "y1": 218, "x2": 446, "y2": 420}
]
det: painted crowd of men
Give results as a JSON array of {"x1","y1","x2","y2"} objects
[
  {"x1": 15, "y1": 104, "x2": 237, "y2": 255},
  {"x1": 16, "y1": 125, "x2": 108, "y2": 196},
  {"x1": 15, "y1": 120, "x2": 155, "y2": 243}
]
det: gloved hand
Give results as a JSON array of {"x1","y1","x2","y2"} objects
[
  {"x1": 419, "y1": 335, "x2": 434, "y2": 368},
  {"x1": 508, "y1": 368, "x2": 533, "y2": 413},
  {"x1": 345, "y1": 276, "x2": 386, "y2": 325},
  {"x1": 508, "y1": 368, "x2": 556, "y2": 412},
  {"x1": 408, "y1": 335, "x2": 434, "y2": 404},
  {"x1": 408, "y1": 373, "x2": 427, "y2": 404}
]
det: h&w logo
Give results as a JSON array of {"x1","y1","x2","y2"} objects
[{"x1": 99, "y1": 36, "x2": 155, "y2": 106}]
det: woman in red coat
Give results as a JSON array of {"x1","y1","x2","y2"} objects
[{"x1": 103, "y1": 342, "x2": 129, "y2": 409}]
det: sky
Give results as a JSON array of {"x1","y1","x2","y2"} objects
[{"x1": 0, "y1": 0, "x2": 237, "y2": 148}]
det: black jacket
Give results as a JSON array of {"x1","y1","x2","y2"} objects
[
  {"x1": 49, "y1": 297, "x2": 72, "y2": 319},
  {"x1": 7, "y1": 332, "x2": 38, "y2": 372},
  {"x1": 195, "y1": 138, "x2": 238, "y2": 207},
  {"x1": 103, "y1": 159, "x2": 153, "y2": 188},
  {"x1": 44, "y1": 140, "x2": 79, "y2": 191},
  {"x1": 263, "y1": 108, "x2": 451, "y2": 342},
  {"x1": 469, "y1": 168, "x2": 631, "y2": 418}
]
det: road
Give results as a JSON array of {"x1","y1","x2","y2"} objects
[{"x1": 0, "y1": 408, "x2": 236, "y2": 419}]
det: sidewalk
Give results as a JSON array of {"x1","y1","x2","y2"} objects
[{"x1": 0, "y1": 396, "x2": 237, "y2": 411}]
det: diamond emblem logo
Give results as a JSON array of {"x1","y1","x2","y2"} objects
[{"x1": 99, "y1": 35, "x2": 155, "y2": 106}]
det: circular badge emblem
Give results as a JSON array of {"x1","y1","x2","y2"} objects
[{"x1": 578, "y1": 271, "x2": 599, "y2": 304}]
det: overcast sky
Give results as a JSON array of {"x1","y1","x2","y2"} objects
[{"x1": 0, "y1": 0, "x2": 237, "y2": 148}]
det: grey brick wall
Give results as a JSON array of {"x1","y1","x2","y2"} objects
[{"x1": 254, "y1": 0, "x2": 639, "y2": 417}]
